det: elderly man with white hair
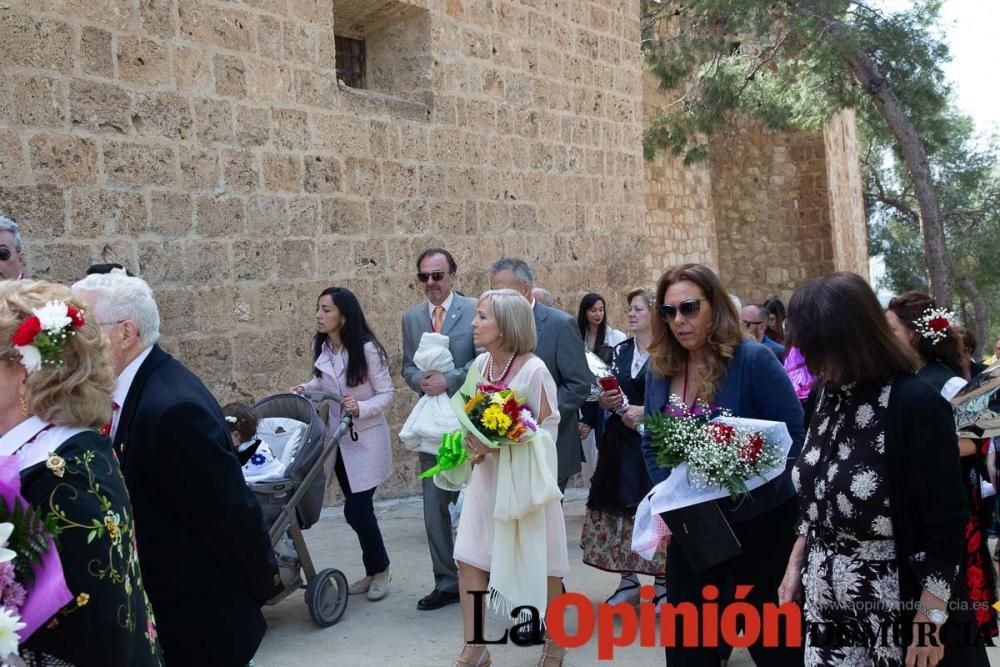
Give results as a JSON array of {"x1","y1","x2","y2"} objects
[
  {"x1": 71, "y1": 271, "x2": 280, "y2": 667},
  {"x1": 0, "y1": 215, "x2": 26, "y2": 280}
]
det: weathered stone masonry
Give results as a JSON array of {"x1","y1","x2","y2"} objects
[{"x1": 1, "y1": 0, "x2": 865, "y2": 498}]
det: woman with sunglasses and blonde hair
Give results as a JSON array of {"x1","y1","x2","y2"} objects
[{"x1": 641, "y1": 264, "x2": 805, "y2": 666}]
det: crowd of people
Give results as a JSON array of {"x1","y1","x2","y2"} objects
[{"x1": 2, "y1": 208, "x2": 1000, "y2": 667}]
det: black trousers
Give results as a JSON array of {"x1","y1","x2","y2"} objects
[
  {"x1": 663, "y1": 497, "x2": 803, "y2": 667},
  {"x1": 333, "y1": 453, "x2": 390, "y2": 576}
]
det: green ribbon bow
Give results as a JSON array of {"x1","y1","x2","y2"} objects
[{"x1": 418, "y1": 431, "x2": 467, "y2": 479}]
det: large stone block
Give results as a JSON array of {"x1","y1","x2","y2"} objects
[
  {"x1": 247, "y1": 60, "x2": 295, "y2": 104},
  {"x1": 272, "y1": 108, "x2": 310, "y2": 150},
  {"x1": 13, "y1": 75, "x2": 66, "y2": 129},
  {"x1": 174, "y1": 46, "x2": 213, "y2": 95},
  {"x1": 288, "y1": 0, "x2": 333, "y2": 26},
  {"x1": 31, "y1": 0, "x2": 136, "y2": 31},
  {"x1": 287, "y1": 196, "x2": 321, "y2": 236},
  {"x1": 0, "y1": 185, "x2": 66, "y2": 238},
  {"x1": 79, "y1": 26, "x2": 114, "y2": 78},
  {"x1": 256, "y1": 15, "x2": 284, "y2": 60},
  {"x1": 195, "y1": 194, "x2": 245, "y2": 237},
  {"x1": 321, "y1": 195, "x2": 367, "y2": 235},
  {"x1": 233, "y1": 239, "x2": 277, "y2": 281},
  {"x1": 277, "y1": 239, "x2": 316, "y2": 279},
  {"x1": 283, "y1": 21, "x2": 318, "y2": 65},
  {"x1": 261, "y1": 153, "x2": 303, "y2": 192},
  {"x1": 117, "y1": 36, "x2": 173, "y2": 86},
  {"x1": 222, "y1": 150, "x2": 260, "y2": 192},
  {"x1": 104, "y1": 141, "x2": 176, "y2": 186},
  {"x1": 311, "y1": 113, "x2": 370, "y2": 156},
  {"x1": 0, "y1": 14, "x2": 74, "y2": 72},
  {"x1": 137, "y1": 240, "x2": 185, "y2": 283},
  {"x1": 178, "y1": 0, "x2": 255, "y2": 51},
  {"x1": 236, "y1": 106, "x2": 271, "y2": 147},
  {"x1": 71, "y1": 188, "x2": 145, "y2": 237},
  {"x1": 133, "y1": 92, "x2": 193, "y2": 140},
  {"x1": 214, "y1": 54, "x2": 248, "y2": 98},
  {"x1": 193, "y1": 97, "x2": 235, "y2": 144},
  {"x1": 183, "y1": 240, "x2": 231, "y2": 282},
  {"x1": 178, "y1": 147, "x2": 220, "y2": 190},
  {"x1": 68, "y1": 79, "x2": 131, "y2": 134},
  {"x1": 148, "y1": 190, "x2": 193, "y2": 237},
  {"x1": 139, "y1": 0, "x2": 178, "y2": 37},
  {"x1": 29, "y1": 134, "x2": 98, "y2": 185},
  {"x1": 0, "y1": 131, "x2": 27, "y2": 185},
  {"x1": 246, "y1": 194, "x2": 289, "y2": 235},
  {"x1": 28, "y1": 242, "x2": 93, "y2": 284},
  {"x1": 177, "y1": 337, "x2": 233, "y2": 384},
  {"x1": 303, "y1": 155, "x2": 342, "y2": 193}
]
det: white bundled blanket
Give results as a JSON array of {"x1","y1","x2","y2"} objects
[{"x1": 399, "y1": 332, "x2": 461, "y2": 455}]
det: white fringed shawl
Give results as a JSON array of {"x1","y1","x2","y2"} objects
[{"x1": 435, "y1": 356, "x2": 562, "y2": 619}]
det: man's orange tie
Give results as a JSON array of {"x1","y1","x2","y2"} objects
[{"x1": 432, "y1": 306, "x2": 444, "y2": 333}]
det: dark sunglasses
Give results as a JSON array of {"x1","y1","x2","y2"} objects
[
  {"x1": 742, "y1": 320, "x2": 766, "y2": 328},
  {"x1": 417, "y1": 271, "x2": 447, "y2": 283},
  {"x1": 658, "y1": 298, "x2": 705, "y2": 321},
  {"x1": 0, "y1": 248, "x2": 11, "y2": 262}
]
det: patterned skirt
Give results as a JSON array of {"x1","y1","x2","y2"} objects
[{"x1": 580, "y1": 508, "x2": 666, "y2": 576}]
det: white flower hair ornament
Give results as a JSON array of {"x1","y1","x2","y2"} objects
[
  {"x1": 225, "y1": 416, "x2": 238, "y2": 425},
  {"x1": 10, "y1": 301, "x2": 86, "y2": 374},
  {"x1": 913, "y1": 307, "x2": 957, "y2": 346}
]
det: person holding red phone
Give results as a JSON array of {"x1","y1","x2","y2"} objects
[{"x1": 580, "y1": 288, "x2": 667, "y2": 606}]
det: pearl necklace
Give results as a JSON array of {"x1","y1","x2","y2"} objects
[{"x1": 486, "y1": 352, "x2": 516, "y2": 384}]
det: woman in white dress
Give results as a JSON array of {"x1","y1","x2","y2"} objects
[{"x1": 452, "y1": 289, "x2": 569, "y2": 667}]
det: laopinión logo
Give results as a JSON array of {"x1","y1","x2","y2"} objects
[{"x1": 468, "y1": 585, "x2": 993, "y2": 660}]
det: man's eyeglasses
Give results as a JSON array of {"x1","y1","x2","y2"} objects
[
  {"x1": 658, "y1": 298, "x2": 705, "y2": 321},
  {"x1": 417, "y1": 271, "x2": 447, "y2": 283},
  {"x1": 742, "y1": 320, "x2": 766, "y2": 328},
  {"x1": 0, "y1": 248, "x2": 12, "y2": 262}
]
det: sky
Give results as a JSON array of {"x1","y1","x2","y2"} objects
[{"x1": 937, "y1": 0, "x2": 1000, "y2": 136}]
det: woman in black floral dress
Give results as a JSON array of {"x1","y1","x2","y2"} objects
[
  {"x1": 0, "y1": 280, "x2": 162, "y2": 666},
  {"x1": 780, "y1": 273, "x2": 987, "y2": 667}
]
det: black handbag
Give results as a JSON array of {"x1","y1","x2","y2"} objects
[{"x1": 661, "y1": 501, "x2": 743, "y2": 574}]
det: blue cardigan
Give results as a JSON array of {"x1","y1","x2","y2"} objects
[{"x1": 642, "y1": 339, "x2": 806, "y2": 523}]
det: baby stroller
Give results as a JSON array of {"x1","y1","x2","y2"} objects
[{"x1": 250, "y1": 390, "x2": 353, "y2": 627}]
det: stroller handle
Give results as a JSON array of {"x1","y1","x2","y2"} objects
[{"x1": 302, "y1": 389, "x2": 342, "y2": 403}]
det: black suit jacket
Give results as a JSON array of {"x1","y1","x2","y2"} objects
[
  {"x1": 532, "y1": 303, "x2": 594, "y2": 481},
  {"x1": 114, "y1": 345, "x2": 280, "y2": 666}
]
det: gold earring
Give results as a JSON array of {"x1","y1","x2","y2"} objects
[{"x1": 19, "y1": 394, "x2": 30, "y2": 417}]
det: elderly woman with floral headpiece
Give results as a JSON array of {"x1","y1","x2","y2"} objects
[
  {"x1": 887, "y1": 291, "x2": 998, "y2": 642},
  {"x1": 0, "y1": 280, "x2": 162, "y2": 666}
]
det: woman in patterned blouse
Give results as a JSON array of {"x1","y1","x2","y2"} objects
[
  {"x1": 779, "y1": 273, "x2": 987, "y2": 667},
  {"x1": 0, "y1": 280, "x2": 162, "y2": 666}
]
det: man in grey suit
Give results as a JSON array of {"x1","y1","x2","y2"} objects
[
  {"x1": 401, "y1": 248, "x2": 478, "y2": 611},
  {"x1": 488, "y1": 257, "x2": 593, "y2": 490}
]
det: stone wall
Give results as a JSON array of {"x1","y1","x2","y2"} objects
[
  {"x1": 0, "y1": 0, "x2": 647, "y2": 499},
  {"x1": 823, "y1": 109, "x2": 870, "y2": 279}
]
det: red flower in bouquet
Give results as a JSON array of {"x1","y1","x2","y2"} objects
[
  {"x1": 707, "y1": 423, "x2": 735, "y2": 444},
  {"x1": 743, "y1": 434, "x2": 765, "y2": 465},
  {"x1": 66, "y1": 306, "x2": 85, "y2": 329},
  {"x1": 11, "y1": 317, "x2": 41, "y2": 346}
]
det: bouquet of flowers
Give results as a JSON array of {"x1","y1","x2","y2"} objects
[
  {"x1": 419, "y1": 382, "x2": 538, "y2": 479},
  {"x1": 631, "y1": 397, "x2": 794, "y2": 567},
  {"x1": 644, "y1": 396, "x2": 784, "y2": 500},
  {"x1": 0, "y1": 457, "x2": 71, "y2": 660}
]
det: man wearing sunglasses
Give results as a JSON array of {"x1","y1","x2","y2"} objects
[
  {"x1": 401, "y1": 247, "x2": 478, "y2": 611},
  {"x1": 741, "y1": 303, "x2": 786, "y2": 361},
  {"x1": 0, "y1": 216, "x2": 26, "y2": 281}
]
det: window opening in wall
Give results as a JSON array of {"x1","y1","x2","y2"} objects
[{"x1": 335, "y1": 35, "x2": 367, "y2": 89}]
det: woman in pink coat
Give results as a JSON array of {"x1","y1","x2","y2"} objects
[{"x1": 294, "y1": 287, "x2": 396, "y2": 602}]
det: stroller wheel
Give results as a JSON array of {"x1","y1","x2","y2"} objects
[{"x1": 305, "y1": 568, "x2": 348, "y2": 627}]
